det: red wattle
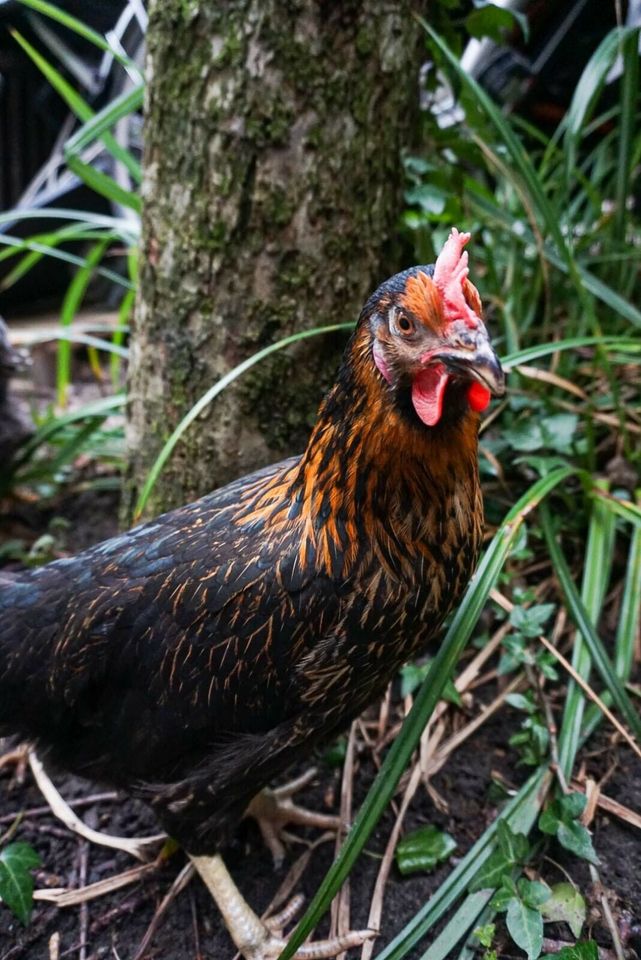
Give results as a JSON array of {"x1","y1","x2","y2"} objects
[
  {"x1": 411, "y1": 363, "x2": 449, "y2": 427},
  {"x1": 467, "y1": 381, "x2": 491, "y2": 412}
]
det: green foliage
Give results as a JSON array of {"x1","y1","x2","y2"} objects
[
  {"x1": 0, "y1": 842, "x2": 41, "y2": 925},
  {"x1": 399, "y1": 661, "x2": 462, "y2": 705},
  {"x1": 395, "y1": 826, "x2": 457, "y2": 875},
  {"x1": 541, "y1": 941, "x2": 598, "y2": 960},
  {"x1": 538, "y1": 792, "x2": 599, "y2": 866},
  {"x1": 506, "y1": 691, "x2": 550, "y2": 767},
  {"x1": 498, "y1": 601, "x2": 558, "y2": 680},
  {"x1": 540, "y1": 883, "x2": 586, "y2": 939},
  {"x1": 473, "y1": 923, "x2": 495, "y2": 948},
  {"x1": 1, "y1": 0, "x2": 140, "y2": 497}
]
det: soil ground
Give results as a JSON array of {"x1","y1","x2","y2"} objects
[{"x1": 0, "y1": 491, "x2": 640, "y2": 960}]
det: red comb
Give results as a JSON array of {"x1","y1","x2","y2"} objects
[{"x1": 433, "y1": 228, "x2": 479, "y2": 329}]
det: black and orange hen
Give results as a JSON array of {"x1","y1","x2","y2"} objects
[{"x1": 0, "y1": 230, "x2": 504, "y2": 959}]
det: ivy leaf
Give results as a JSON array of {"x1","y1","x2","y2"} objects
[
  {"x1": 540, "y1": 414, "x2": 578, "y2": 455},
  {"x1": 497, "y1": 821, "x2": 529, "y2": 862},
  {"x1": 541, "y1": 941, "x2": 598, "y2": 960},
  {"x1": 556, "y1": 821, "x2": 599, "y2": 865},
  {"x1": 518, "y1": 878, "x2": 551, "y2": 909},
  {"x1": 509, "y1": 603, "x2": 556, "y2": 638},
  {"x1": 399, "y1": 662, "x2": 461, "y2": 705},
  {"x1": 0, "y1": 842, "x2": 42, "y2": 925},
  {"x1": 469, "y1": 849, "x2": 513, "y2": 892},
  {"x1": 504, "y1": 421, "x2": 545, "y2": 453},
  {"x1": 538, "y1": 805, "x2": 560, "y2": 835},
  {"x1": 506, "y1": 897, "x2": 544, "y2": 960},
  {"x1": 395, "y1": 825, "x2": 457, "y2": 875},
  {"x1": 541, "y1": 882, "x2": 586, "y2": 938},
  {"x1": 490, "y1": 878, "x2": 517, "y2": 911},
  {"x1": 405, "y1": 183, "x2": 448, "y2": 216},
  {"x1": 558, "y1": 792, "x2": 587, "y2": 820}
]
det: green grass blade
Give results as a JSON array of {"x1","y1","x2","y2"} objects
[
  {"x1": 0, "y1": 234, "x2": 133, "y2": 290},
  {"x1": 66, "y1": 155, "x2": 141, "y2": 213},
  {"x1": 581, "y1": 497, "x2": 641, "y2": 740},
  {"x1": 613, "y1": 28, "x2": 639, "y2": 245},
  {"x1": 613, "y1": 501, "x2": 641, "y2": 679},
  {"x1": 0, "y1": 208, "x2": 138, "y2": 238},
  {"x1": 422, "y1": 24, "x2": 580, "y2": 289},
  {"x1": 11, "y1": 29, "x2": 140, "y2": 182},
  {"x1": 592, "y1": 490, "x2": 641, "y2": 527},
  {"x1": 554, "y1": 480, "x2": 614, "y2": 777},
  {"x1": 373, "y1": 771, "x2": 550, "y2": 960},
  {"x1": 9, "y1": 395, "x2": 124, "y2": 474},
  {"x1": 133, "y1": 325, "x2": 353, "y2": 520},
  {"x1": 57, "y1": 238, "x2": 111, "y2": 407},
  {"x1": 542, "y1": 504, "x2": 641, "y2": 756},
  {"x1": 502, "y1": 335, "x2": 640, "y2": 369},
  {"x1": 279, "y1": 470, "x2": 573, "y2": 960},
  {"x1": 64, "y1": 84, "x2": 143, "y2": 184},
  {"x1": 465, "y1": 178, "x2": 641, "y2": 329},
  {"x1": 111, "y1": 288, "x2": 136, "y2": 387},
  {"x1": 16, "y1": 0, "x2": 141, "y2": 75},
  {"x1": 419, "y1": 892, "x2": 492, "y2": 960},
  {"x1": 563, "y1": 28, "x2": 628, "y2": 184}
]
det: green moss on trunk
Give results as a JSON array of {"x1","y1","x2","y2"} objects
[{"x1": 125, "y1": 0, "x2": 423, "y2": 519}]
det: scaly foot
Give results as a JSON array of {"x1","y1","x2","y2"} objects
[
  {"x1": 190, "y1": 853, "x2": 374, "y2": 960},
  {"x1": 245, "y1": 769, "x2": 344, "y2": 868},
  {"x1": 0, "y1": 742, "x2": 29, "y2": 784}
]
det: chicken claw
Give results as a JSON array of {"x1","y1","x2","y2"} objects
[
  {"x1": 0, "y1": 742, "x2": 29, "y2": 784},
  {"x1": 245, "y1": 769, "x2": 344, "y2": 868},
  {"x1": 190, "y1": 853, "x2": 374, "y2": 960}
]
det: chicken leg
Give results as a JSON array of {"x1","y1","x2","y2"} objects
[
  {"x1": 245, "y1": 769, "x2": 344, "y2": 867},
  {"x1": 190, "y1": 853, "x2": 373, "y2": 960}
]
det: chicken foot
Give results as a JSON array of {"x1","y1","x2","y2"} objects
[
  {"x1": 0, "y1": 741, "x2": 29, "y2": 783},
  {"x1": 245, "y1": 769, "x2": 344, "y2": 868},
  {"x1": 190, "y1": 853, "x2": 373, "y2": 960}
]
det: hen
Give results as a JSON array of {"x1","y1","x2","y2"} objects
[{"x1": 0, "y1": 229, "x2": 504, "y2": 959}]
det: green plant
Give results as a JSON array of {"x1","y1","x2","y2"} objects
[
  {"x1": 0, "y1": 0, "x2": 141, "y2": 496},
  {"x1": 0, "y1": 840, "x2": 41, "y2": 925}
]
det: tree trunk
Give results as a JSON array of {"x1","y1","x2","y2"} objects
[{"x1": 125, "y1": 0, "x2": 423, "y2": 519}]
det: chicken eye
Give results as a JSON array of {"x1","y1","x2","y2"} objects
[{"x1": 396, "y1": 314, "x2": 415, "y2": 335}]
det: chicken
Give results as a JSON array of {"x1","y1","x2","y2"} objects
[{"x1": 0, "y1": 229, "x2": 504, "y2": 959}]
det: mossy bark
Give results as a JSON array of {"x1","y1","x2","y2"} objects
[{"x1": 125, "y1": 0, "x2": 423, "y2": 519}]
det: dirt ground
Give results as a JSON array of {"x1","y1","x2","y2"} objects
[{"x1": 1, "y1": 492, "x2": 640, "y2": 960}]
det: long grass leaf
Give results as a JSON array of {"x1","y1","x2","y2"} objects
[
  {"x1": 11, "y1": 30, "x2": 140, "y2": 182},
  {"x1": 542, "y1": 504, "x2": 641, "y2": 755},
  {"x1": 64, "y1": 84, "x2": 143, "y2": 183},
  {"x1": 581, "y1": 498, "x2": 641, "y2": 740},
  {"x1": 422, "y1": 24, "x2": 580, "y2": 290},
  {"x1": 133, "y1": 325, "x2": 352, "y2": 519},
  {"x1": 279, "y1": 470, "x2": 573, "y2": 960},
  {"x1": 375, "y1": 770, "x2": 550, "y2": 960},
  {"x1": 563, "y1": 28, "x2": 628, "y2": 184},
  {"x1": 502, "y1": 335, "x2": 640, "y2": 369},
  {"x1": 9, "y1": 396, "x2": 124, "y2": 473},
  {"x1": 66, "y1": 156, "x2": 141, "y2": 213},
  {"x1": 16, "y1": 0, "x2": 141, "y2": 74},
  {"x1": 57, "y1": 238, "x2": 111, "y2": 407},
  {"x1": 613, "y1": 28, "x2": 640, "y2": 245},
  {"x1": 0, "y1": 209, "x2": 138, "y2": 238}
]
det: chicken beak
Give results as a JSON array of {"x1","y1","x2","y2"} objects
[
  {"x1": 467, "y1": 337, "x2": 505, "y2": 397},
  {"x1": 433, "y1": 325, "x2": 506, "y2": 397}
]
